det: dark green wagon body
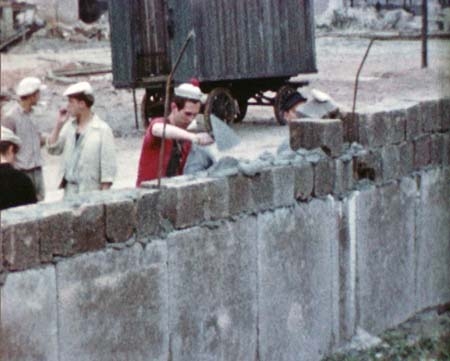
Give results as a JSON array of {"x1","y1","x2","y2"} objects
[{"x1": 108, "y1": 0, "x2": 317, "y2": 124}]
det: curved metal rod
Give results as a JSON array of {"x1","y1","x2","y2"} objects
[
  {"x1": 157, "y1": 30, "x2": 195, "y2": 187},
  {"x1": 351, "y1": 38, "x2": 376, "y2": 130}
]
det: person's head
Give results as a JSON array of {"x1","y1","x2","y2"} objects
[
  {"x1": 170, "y1": 83, "x2": 204, "y2": 129},
  {"x1": 0, "y1": 127, "x2": 21, "y2": 163},
  {"x1": 281, "y1": 91, "x2": 307, "y2": 122},
  {"x1": 16, "y1": 77, "x2": 45, "y2": 108},
  {"x1": 63, "y1": 82, "x2": 95, "y2": 118}
]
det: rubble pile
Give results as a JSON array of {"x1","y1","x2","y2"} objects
[
  {"x1": 44, "y1": 14, "x2": 110, "y2": 42},
  {"x1": 316, "y1": 4, "x2": 450, "y2": 34}
]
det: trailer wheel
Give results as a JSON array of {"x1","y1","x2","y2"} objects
[
  {"x1": 274, "y1": 85, "x2": 297, "y2": 126},
  {"x1": 141, "y1": 91, "x2": 165, "y2": 128},
  {"x1": 204, "y1": 87, "x2": 238, "y2": 125}
]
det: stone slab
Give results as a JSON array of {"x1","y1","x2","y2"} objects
[
  {"x1": 57, "y1": 242, "x2": 169, "y2": 361},
  {"x1": 290, "y1": 118, "x2": 343, "y2": 157},
  {"x1": 416, "y1": 168, "x2": 450, "y2": 309},
  {"x1": 354, "y1": 179, "x2": 417, "y2": 334},
  {"x1": 0, "y1": 266, "x2": 58, "y2": 361},
  {"x1": 1, "y1": 207, "x2": 40, "y2": 271},
  {"x1": 258, "y1": 199, "x2": 340, "y2": 361},
  {"x1": 272, "y1": 165, "x2": 295, "y2": 207},
  {"x1": 167, "y1": 217, "x2": 258, "y2": 361}
]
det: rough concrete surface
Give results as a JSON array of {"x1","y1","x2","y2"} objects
[
  {"x1": 258, "y1": 198, "x2": 340, "y2": 361},
  {"x1": 56, "y1": 242, "x2": 169, "y2": 361},
  {"x1": 0, "y1": 266, "x2": 58, "y2": 361},
  {"x1": 354, "y1": 178, "x2": 418, "y2": 335},
  {"x1": 167, "y1": 218, "x2": 258, "y2": 361}
]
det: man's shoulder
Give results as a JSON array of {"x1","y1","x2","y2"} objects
[
  {"x1": 2, "y1": 102, "x2": 21, "y2": 123},
  {"x1": 91, "y1": 114, "x2": 113, "y2": 131}
]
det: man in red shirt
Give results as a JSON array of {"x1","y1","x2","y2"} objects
[{"x1": 136, "y1": 83, "x2": 214, "y2": 186}]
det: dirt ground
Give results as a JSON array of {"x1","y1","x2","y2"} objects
[{"x1": 1, "y1": 33, "x2": 450, "y2": 202}]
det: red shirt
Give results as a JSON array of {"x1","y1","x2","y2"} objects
[{"x1": 136, "y1": 118, "x2": 192, "y2": 186}]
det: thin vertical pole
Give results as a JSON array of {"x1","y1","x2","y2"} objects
[
  {"x1": 421, "y1": 0, "x2": 428, "y2": 68},
  {"x1": 132, "y1": 89, "x2": 139, "y2": 129}
]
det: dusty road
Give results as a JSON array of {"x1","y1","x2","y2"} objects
[{"x1": 1, "y1": 35, "x2": 449, "y2": 202}]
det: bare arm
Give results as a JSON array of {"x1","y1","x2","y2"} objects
[
  {"x1": 152, "y1": 123, "x2": 214, "y2": 145},
  {"x1": 47, "y1": 109, "x2": 69, "y2": 146}
]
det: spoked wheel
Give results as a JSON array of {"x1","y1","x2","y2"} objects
[
  {"x1": 141, "y1": 91, "x2": 165, "y2": 128},
  {"x1": 274, "y1": 85, "x2": 297, "y2": 126},
  {"x1": 204, "y1": 87, "x2": 238, "y2": 126}
]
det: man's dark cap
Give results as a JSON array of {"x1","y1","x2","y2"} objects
[{"x1": 281, "y1": 92, "x2": 307, "y2": 111}]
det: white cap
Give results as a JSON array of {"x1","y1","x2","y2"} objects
[
  {"x1": 16, "y1": 77, "x2": 46, "y2": 97},
  {"x1": 63, "y1": 81, "x2": 94, "y2": 97},
  {"x1": 311, "y1": 88, "x2": 331, "y2": 103},
  {"x1": 1, "y1": 126, "x2": 22, "y2": 147},
  {"x1": 174, "y1": 83, "x2": 205, "y2": 102}
]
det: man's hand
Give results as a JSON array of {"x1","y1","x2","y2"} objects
[
  {"x1": 193, "y1": 132, "x2": 214, "y2": 146},
  {"x1": 57, "y1": 108, "x2": 69, "y2": 126}
]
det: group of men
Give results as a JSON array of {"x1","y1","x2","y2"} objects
[
  {"x1": 0, "y1": 78, "x2": 217, "y2": 211},
  {"x1": 0, "y1": 75, "x2": 312, "y2": 211}
]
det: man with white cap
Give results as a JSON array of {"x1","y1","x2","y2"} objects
[
  {"x1": 2, "y1": 76, "x2": 47, "y2": 201},
  {"x1": 0, "y1": 126, "x2": 38, "y2": 210},
  {"x1": 47, "y1": 81, "x2": 117, "y2": 198},
  {"x1": 136, "y1": 82, "x2": 214, "y2": 186}
]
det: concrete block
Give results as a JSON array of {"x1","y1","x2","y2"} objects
[
  {"x1": 439, "y1": 97, "x2": 450, "y2": 131},
  {"x1": 340, "y1": 195, "x2": 357, "y2": 342},
  {"x1": 314, "y1": 158, "x2": 336, "y2": 197},
  {"x1": 381, "y1": 144, "x2": 401, "y2": 181},
  {"x1": 358, "y1": 112, "x2": 388, "y2": 148},
  {"x1": 334, "y1": 157, "x2": 354, "y2": 196},
  {"x1": 405, "y1": 104, "x2": 422, "y2": 141},
  {"x1": 293, "y1": 160, "x2": 314, "y2": 201},
  {"x1": 353, "y1": 149, "x2": 383, "y2": 183},
  {"x1": 354, "y1": 180, "x2": 417, "y2": 334},
  {"x1": 258, "y1": 199, "x2": 340, "y2": 361},
  {"x1": 1, "y1": 209, "x2": 40, "y2": 271},
  {"x1": 430, "y1": 134, "x2": 444, "y2": 166},
  {"x1": 159, "y1": 178, "x2": 213, "y2": 229},
  {"x1": 443, "y1": 133, "x2": 450, "y2": 165},
  {"x1": 413, "y1": 135, "x2": 431, "y2": 170},
  {"x1": 249, "y1": 168, "x2": 274, "y2": 211},
  {"x1": 290, "y1": 118, "x2": 343, "y2": 157},
  {"x1": 105, "y1": 197, "x2": 137, "y2": 243},
  {"x1": 398, "y1": 142, "x2": 414, "y2": 177},
  {"x1": 136, "y1": 188, "x2": 161, "y2": 239},
  {"x1": 416, "y1": 168, "x2": 450, "y2": 309},
  {"x1": 168, "y1": 217, "x2": 258, "y2": 361},
  {"x1": 0, "y1": 266, "x2": 58, "y2": 361},
  {"x1": 387, "y1": 110, "x2": 406, "y2": 145},
  {"x1": 39, "y1": 203, "x2": 74, "y2": 262},
  {"x1": 420, "y1": 100, "x2": 440, "y2": 133},
  {"x1": 71, "y1": 202, "x2": 106, "y2": 254},
  {"x1": 205, "y1": 177, "x2": 230, "y2": 221},
  {"x1": 57, "y1": 242, "x2": 169, "y2": 361},
  {"x1": 227, "y1": 174, "x2": 254, "y2": 215},
  {"x1": 340, "y1": 111, "x2": 361, "y2": 143},
  {"x1": 272, "y1": 165, "x2": 295, "y2": 207}
]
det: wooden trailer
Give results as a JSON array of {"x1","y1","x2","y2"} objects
[{"x1": 108, "y1": 0, "x2": 317, "y2": 126}]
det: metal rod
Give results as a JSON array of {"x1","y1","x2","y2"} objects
[
  {"x1": 132, "y1": 89, "x2": 139, "y2": 130},
  {"x1": 421, "y1": 0, "x2": 428, "y2": 68},
  {"x1": 351, "y1": 38, "x2": 376, "y2": 138},
  {"x1": 157, "y1": 30, "x2": 195, "y2": 187}
]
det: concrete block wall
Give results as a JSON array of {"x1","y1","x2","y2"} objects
[{"x1": 0, "y1": 98, "x2": 449, "y2": 361}]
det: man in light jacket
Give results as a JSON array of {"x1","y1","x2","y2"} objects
[{"x1": 47, "y1": 81, "x2": 117, "y2": 198}]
